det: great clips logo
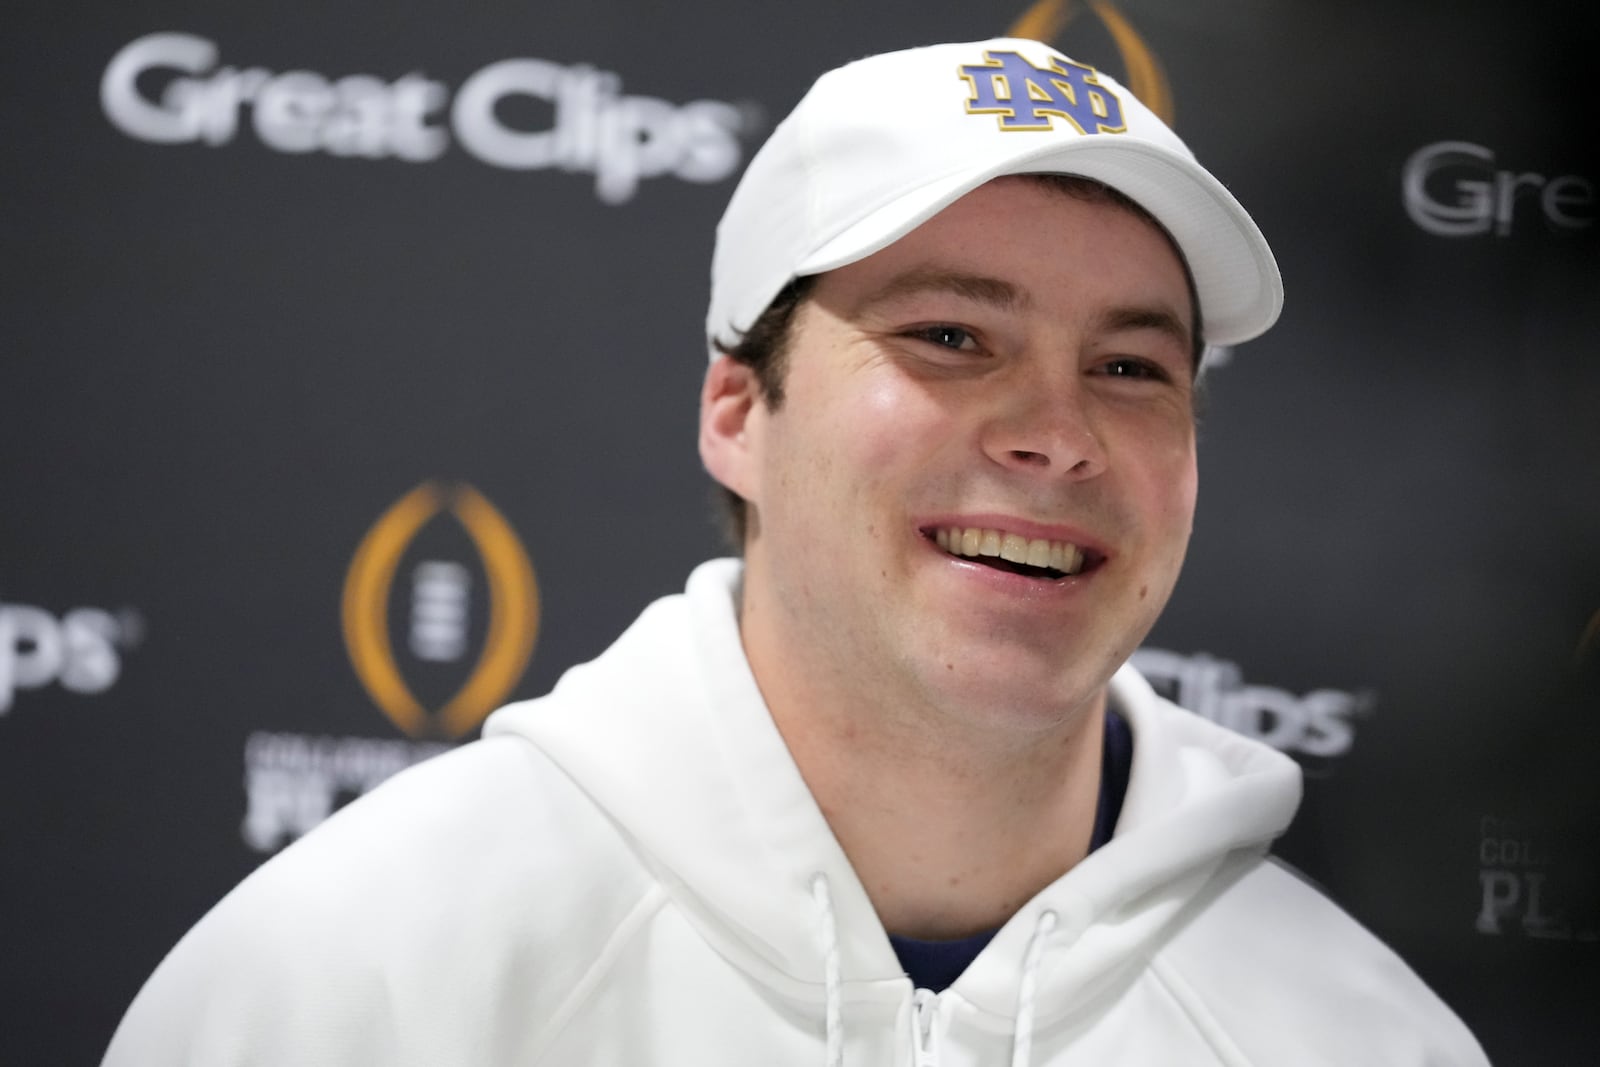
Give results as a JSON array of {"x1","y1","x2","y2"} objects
[
  {"x1": 1403, "y1": 142, "x2": 1595, "y2": 237},
  {"x1": 0, "y1": 602, "x2": 141, "y2": 716},
  {"x1": 1132, "y1": 648, "x2": 1372, "y2": 764},
  {"x1": 100, "y1": 33, "x2": 749, "y2": 204},
  {"x1": 342, "y1": 482, "x2": 539, "y2": 740}
]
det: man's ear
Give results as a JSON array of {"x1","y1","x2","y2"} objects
[{"x1": 699, "y1": 354, "x2": 764, "y2": 501}]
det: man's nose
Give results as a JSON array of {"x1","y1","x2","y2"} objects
[{"x1": 979, "y1": 375, "x2": 1108, "y2": 480}]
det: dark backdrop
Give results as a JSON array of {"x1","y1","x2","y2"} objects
[{"x1": 3, "y1": 2, "x2": 1596, "y2": 1063}]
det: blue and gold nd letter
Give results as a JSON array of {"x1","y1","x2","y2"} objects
[{"x1": 959, "y1": 51, "x2": 1126, "y2": 134}]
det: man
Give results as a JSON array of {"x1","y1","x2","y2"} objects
[{"x1": 105, "y1": 39, "x2": 1487, "y2": 1064}]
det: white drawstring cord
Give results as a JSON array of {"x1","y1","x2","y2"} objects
[
  {"x1": 1010, "y1": 909, "x2": 1058, "y2": 1067},
  {"x1": 811, "y1": 874, "x2": 844, "y2": 1067}
]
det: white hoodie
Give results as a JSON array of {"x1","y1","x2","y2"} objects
[{"x1": 104, "y1": 559, "x2": 1487, "y2": 1065}]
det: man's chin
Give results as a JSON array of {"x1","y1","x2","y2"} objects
[{"x1": 910, "y1": 653, "x2": 1115, "y2": 736}]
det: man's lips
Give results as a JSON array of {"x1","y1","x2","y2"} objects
[{"x1": 920, "y1": 521, "x2": 1107, "y2": 580}]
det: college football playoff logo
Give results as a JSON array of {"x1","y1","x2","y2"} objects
[
  {"x1": 1005, "y1": 0, "x2": 1173, "y2": 124},
  {"x1": 342, "y1": 482, "x2": 539, "y2": 739}
]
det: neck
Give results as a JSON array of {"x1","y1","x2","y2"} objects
[{"x1": 740, "y1": 593, "x2": 1108, "y2": 940}]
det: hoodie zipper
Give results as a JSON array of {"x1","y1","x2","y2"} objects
[{"x1": 911, "y1": 988, "x2": 939, "y2": 1067}]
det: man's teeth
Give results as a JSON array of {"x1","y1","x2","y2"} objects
[{"x1": 933, "y1": 527, "x2": 1084, "y2": 575}]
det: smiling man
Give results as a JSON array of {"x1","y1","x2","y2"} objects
[
  {"x1": 105, "y1": 39, "x2": 1487, "y2": 1066},
  {"x1": 704, "y1": 174, "x2": 1204, "y2": 947}
]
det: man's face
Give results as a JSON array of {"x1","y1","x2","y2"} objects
[{"x1": 723, "y1": 177, "x2": 1198, "y2": 734}]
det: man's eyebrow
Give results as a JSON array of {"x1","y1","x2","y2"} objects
[
  {"x1": 853, "y1": 268, "x2": 1026, "y2": 313},
  {"x1": 1096, "y1": 305, "x2": 1194, "y2": 350}
]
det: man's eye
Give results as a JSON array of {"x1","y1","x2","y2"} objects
[
  {"x1": 910, "y1": 325, "x2": 976, "y2": 350},
  {"x1": 1099, "y1": 358, "x2": 1168, "y2": 381}
]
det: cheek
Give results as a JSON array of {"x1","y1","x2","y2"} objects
[
  {"x1": 852, "y1": 377, "x2": 921, "y2": 464},
  {"x1": 798, "y1": 375, "x2": 948, "y2": 554},
  {"x1": 1142, "y1": 431, "x2": 1198, "y2": 539},
  {"x1": 801, "y1": 369, "x2": 943, "y2": 480},
  {"x1": 1170, "y1": 452, "x2": 1199, "y2": 530}
]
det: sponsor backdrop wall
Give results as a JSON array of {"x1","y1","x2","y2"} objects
[{"x1": 3, "y1": 0, "x2": 1595, "y2": 1062}]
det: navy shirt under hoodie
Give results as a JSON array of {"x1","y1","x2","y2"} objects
[{"x1": 887, "y1": 705, "x2": 1134, "y2": 992}]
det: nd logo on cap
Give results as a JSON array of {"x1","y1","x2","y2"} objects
[
  {"x1": 342, "y1": 482, "x2": 539, "y2": 739},
  {"x1": 960, "y1": 51, "x2": 1126, "y2": 134}
]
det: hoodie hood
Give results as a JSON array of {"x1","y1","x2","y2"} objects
[{"x1": 483, "y1": 558, "x2": 1303, "y2": 1029}]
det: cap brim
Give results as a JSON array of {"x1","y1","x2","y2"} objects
[{"x1": 795, "y1": 138, "x2": 1281, "y2": 347}]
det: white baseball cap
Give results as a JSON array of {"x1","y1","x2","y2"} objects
[{"x1": 707, "y1": 38, "x2": 1282, "y2": 353}]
